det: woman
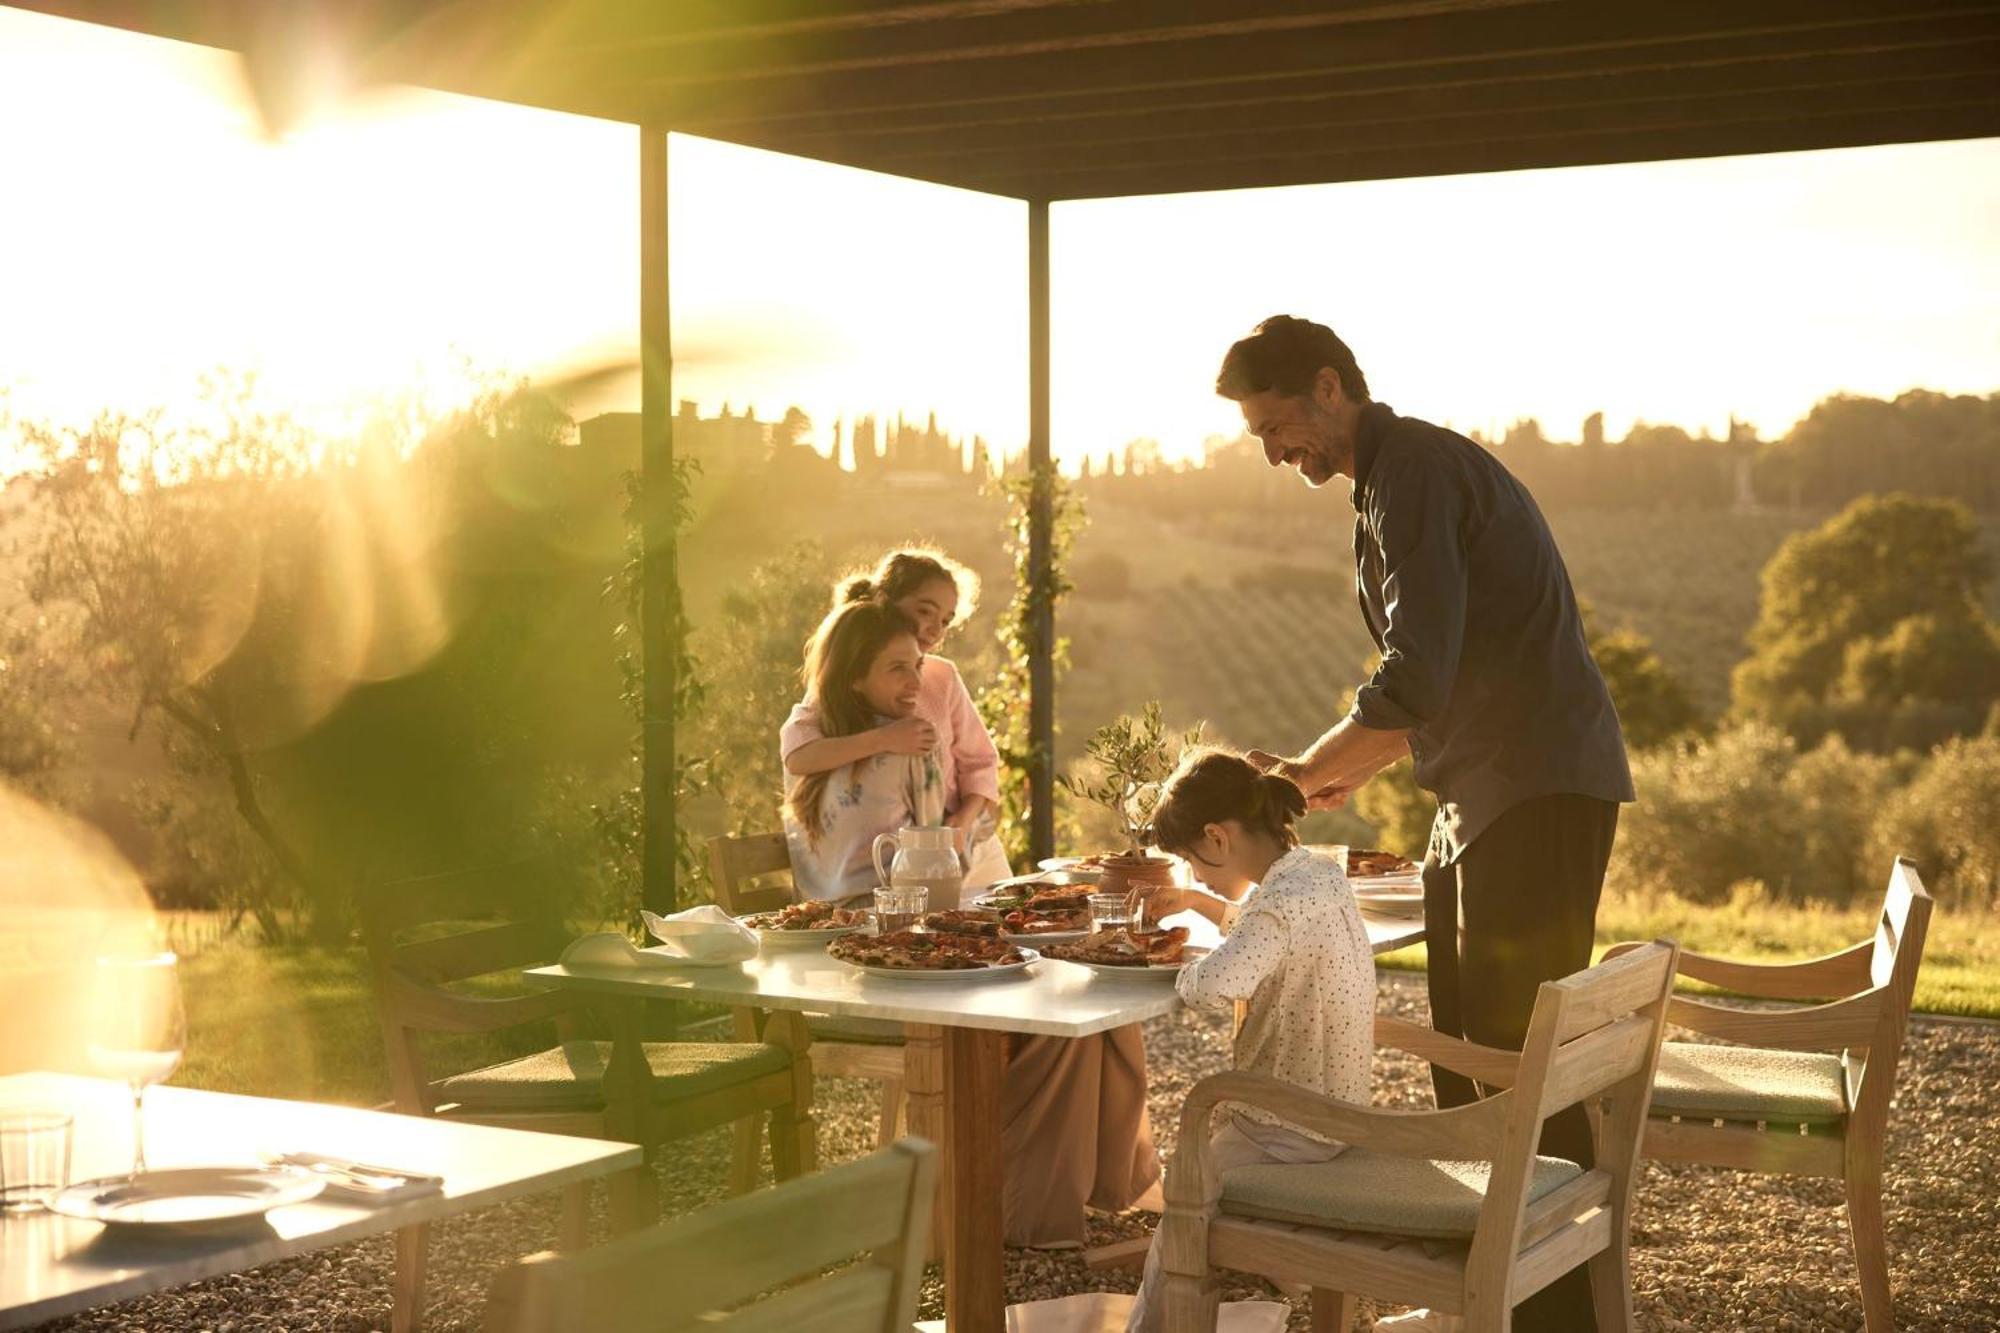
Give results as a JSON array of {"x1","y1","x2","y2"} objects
[
  {"x1": 782, "y1": 549, "x2": 1009, "y2": 902},
  {"x1": 779, "y1": 549, "x2": 1159, "y2": 1248},
  {"x1": 781, "y1": 598, "x2": 943, "y2": 901}
]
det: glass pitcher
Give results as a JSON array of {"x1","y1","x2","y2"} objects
[{"x1": 871, "y1": 825, "x2": 964, "y2": 915}]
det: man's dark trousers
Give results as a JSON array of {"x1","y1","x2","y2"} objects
[{"x1": 1421, "y1": 792, "x2": 1621, "y2": 1332}]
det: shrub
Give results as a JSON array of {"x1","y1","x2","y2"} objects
[{"x1": 1868, "y1": 736, "x2": 2000, "y2": 910}]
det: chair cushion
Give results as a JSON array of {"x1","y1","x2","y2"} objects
[
  {"x1": 437, "y1": 1040, "x2": 791, "y2": 1113},
  {"x1": 807, "y1": 1013, "x2": 907, "y2": 1046},
  {"x1": 1648, "y1": 1041, "x2": 1848, "y2": 1124},
  {"x1": 1220, "y1": 1148, "x2": 1583, "y2": 1240}
]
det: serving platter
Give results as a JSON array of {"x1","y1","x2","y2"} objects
[
  {"x1": 48, "y1": 1165, "x2": 324, "y2": 1231},
  {"x1": 837, "y1": 946, "x2": 1041, "y2": 981},
  {"x1": 1055, "y1": 945, "x2": 1210, "y2": 981}
]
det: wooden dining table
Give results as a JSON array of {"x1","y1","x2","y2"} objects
[
  {"x1": 0, "y1": 1072, "x2": 641, "y2": 1331},
  {"x1": 529, "y1": 910, "x2": 1424, "y2": 1332}
]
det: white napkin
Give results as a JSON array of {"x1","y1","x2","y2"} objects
[
  {"x1": 639, "y1": 904, "x2": 759, "y2": 963},
  {"x1": 559, "y1": 932, "x2": 698, "y2": 970}
]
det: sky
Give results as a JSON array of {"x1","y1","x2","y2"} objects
[{"x1": 3, "y1": 5, "x2": 1997, "y2": 473}]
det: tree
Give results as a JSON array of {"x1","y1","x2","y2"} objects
[
  {"x1": 1732, "y1": 494, "x2": 2000, "y2": 750},
  {"x1": 1584, "y1": 617, "x2": 1701, "y2": 750}
]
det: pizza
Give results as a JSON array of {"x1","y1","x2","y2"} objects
[
  {"x1": 1022, "y1": 886, "x2": 1091, "y2": 913},
  {"x1": 1001, "y1": 907, "x2": 1090, "y2": 935},
  {"x1": 1044, "y1": 926, "x2": 1190, "y2": 968},
  {"x1": 829, "y1": 930, "x2": 1027, "y2": 971},
  {"x1": 1345, "y1": 847, "x2": 1419, "y2": 879},
  {"x1": 741, "y1": 900, "x2": 868, "y2": 931},
  {"x1": 922, "y1": 909, "x2": 1006, "y2": 938}
]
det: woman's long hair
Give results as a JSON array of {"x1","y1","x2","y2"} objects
[
  {"x1": 787, "y1": 599, "x2": 920, "y2": 841},
  {"x1": 837, "y1": 547, "x2": 980, "y2": 624}
]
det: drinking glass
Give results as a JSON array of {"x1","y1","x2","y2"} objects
[
  {"x1": 1088, "y1": 892, "x2": 1133, "y2": 933},
  {"x1": 89, "y1": 952, "x2": 186, "y2": 1177},
  {"x1": 872, "y1": 885, "x2": 928, "y2": 934},
  {"x1": 0, "y1": 1110, "x2": 73, "y2": 1212}
]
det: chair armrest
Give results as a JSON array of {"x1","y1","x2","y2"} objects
[
  {"x1": 1374, "y1": 1016, "x2": 1519, "y2": 1088},
  {"x1": 1665, "y1": 986, "x2": 1885, "y2": 1051},
  {"x1": 1603, "y1": 939, "x2": 1873, "y2": 1001}
]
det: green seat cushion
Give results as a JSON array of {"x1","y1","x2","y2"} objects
[
  {"x1": 807, "y1": 1013, "x2": 907, "y2": 1046},
  {"x1": 1220, "y1": 1148, "x2": 1583, "y2": 1240},
  {"x1": 1648, "y1": 1041, "x2": 1847, "y2": 1124},
  {"x1": 438, "y1": 1040, "x2": 791, "y2": 1113}
]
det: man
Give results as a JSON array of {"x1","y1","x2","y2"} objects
[{"x1": 1223, "y1": 315, "x2": 1634, "y2": 1333}]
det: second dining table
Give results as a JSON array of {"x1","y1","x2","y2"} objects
[{"x1": 529, "y1": 911, "x2": 1424, "y2": 1332}]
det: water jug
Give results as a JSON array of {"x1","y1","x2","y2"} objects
[{"x1": 871, "y1": 825, "x2": 964, "y2": 915}]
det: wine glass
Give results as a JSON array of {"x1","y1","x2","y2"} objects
[{"x1": 89, "y1": 952, "x2": 186, "y2": 1177}]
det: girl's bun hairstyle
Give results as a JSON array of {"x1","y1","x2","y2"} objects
[
  {"x1": 834, "y1": 548, "x2": 980, "y2": 622},
  {"x1": 1148, "y1": 746, "x2": 1306, "y2": 855}
]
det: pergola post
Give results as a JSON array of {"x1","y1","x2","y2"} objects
[
  {"x1": 639, "y1": 124, "x2": 677, "y2": 916},
  {"x1": 1026, "y1": 198, "x2": 1055, "y2": 863}
]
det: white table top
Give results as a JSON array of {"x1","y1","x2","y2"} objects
[
  {"x1": 0, "y1": 1073, "x2": 640, "y2": 1331},
  {"x1": 527, "y1": 912, "x2": 1424, "y2": 1039}
]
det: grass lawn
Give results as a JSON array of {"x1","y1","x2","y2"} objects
[
  {"x1": 174, "y1": 892, "x2": 1998, "y2": 1105},
  {"x1": 1375, "y1": 888, "x2": 2000, "y2": 1019}
]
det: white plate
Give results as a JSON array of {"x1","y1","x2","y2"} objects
[
  {"x1": 1035, "y1": 859, "x2": 1106, "y2": 882},
  {"x1": 1001, "y1": 927, "x2": 1091, "y2": 945},
  {"x1": 1356, "y1": 894, "x2": 1424, "y2": 918},
  {"x1": 1052, "y1": 945, "x2": 1211, "y2": 980},
  {"x1": 1351, "y1": 872, "x2": 1424, "y2": 894},
  {"x1": 838, "y1": 945, "x2": 1040, "y2": 981},
  {"x1": 49, "y1": 1165, "x2": 325, "y2": 1231},
  {"x1": 743, "y1": 923, "x2": 867, "y2": 948}
]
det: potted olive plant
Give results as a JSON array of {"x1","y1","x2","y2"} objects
[{"x1": 1059, "y1": 701, "x2": 1203, "y2": 897}]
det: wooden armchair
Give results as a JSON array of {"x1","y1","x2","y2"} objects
[
  {"x1": 486, "y1": 1137, "x2": 937, "y2": 1333},
  {"x1": 1603, "y1": 857, "x2": 1934, "y2": 1332},
  {"x1": 709, "y1": 833, "x2": 908, "y2": 1170},
  {"x1": 363, "y1": 914, "x2": 816, "y2": 1331},
  {"x1": 1157, "y1": 941, "x2": 1680, "y2": 1332}
]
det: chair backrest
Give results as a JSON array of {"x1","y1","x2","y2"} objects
[
  {"x1": 1468, "y1": 941, "x2": 1679, "y2": 1286},
  {"x1": 1850, "y1": 857, "x2": 1934, "y2": 1127},
  {"x1": 708, "y1": 832, "x2": 797, "y2": 916},
  {"x1": 359, "y1": 914, "x2": 578, "y2": 1114},
  {"x1": 487, "y1": 1137, "x2": 938, "y2": 1333}
]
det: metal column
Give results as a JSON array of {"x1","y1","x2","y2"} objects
[
  {"x1": 639, "y1": 125, "x2": 678, "y2": 916},
  {"x1": 1026, "y1": 199, "x2": 1055, "y2": 863}
]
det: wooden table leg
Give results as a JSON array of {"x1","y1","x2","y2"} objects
[
  {"x1": 599, "y1": 995, "x2": 660, "y2": 1233},
  {"x1": 904, "y1": 1023, "x2": 947, "y2": 1259},
  {"x1": 942, "y1": 1026, "x2": 1007, "y2": 1333}
]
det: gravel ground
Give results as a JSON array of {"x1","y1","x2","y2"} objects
[{"x1": 35, "y1": 972, "x2": 2000, "y2": 1331}]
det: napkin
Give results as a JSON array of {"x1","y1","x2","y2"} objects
[{"x1": 639, "y1": 904, "x2": 759, "y2": 963}]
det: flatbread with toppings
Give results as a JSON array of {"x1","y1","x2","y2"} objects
[
  {"x1": 1345, "y1": 847, "x2": 1419, "y2": 879},
  {"x1": 1001, "y1": 907, "x2": 1091, "y2": 935},
  {"x1": 829, "y1": 929, "x2": 1027, "y2": 971},
  {"x1": 1044, "y1": 926, "x2": 1190, "y2": 968},
  {"x1": 922, "y1": 909, "x2": 1005, "y2": 938},
  {"x1": 741, "y1": 900, "x2": 869, "y2": 932}
]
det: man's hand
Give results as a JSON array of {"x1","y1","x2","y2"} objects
[
  {"x1": 1248, "y1": 748, "x2": 1353, "y2": 810},
  {"x1": 878, "y1": 716, "x2": 938, "y2": 756}
]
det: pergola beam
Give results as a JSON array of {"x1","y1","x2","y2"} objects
[
  {"x1": 639, "y1": 123, "x2": 677, "y2": 916},
  {"x1": 1026, "y1": 198, "x2": 1054, "y2": 864}
]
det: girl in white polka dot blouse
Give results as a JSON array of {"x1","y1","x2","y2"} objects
[{"x1": 1125, "y1": 747, "x2": 1377, "y2": 1333}]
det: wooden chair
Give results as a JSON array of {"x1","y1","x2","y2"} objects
[
  {"x1": 1603, "y1": 857, "x2": 1934, "y2": 1332},
  {"x1": 363, "y1": 914, "x2": 816, "y2": 1332},
  {"x1": 486, "y1": 1136, "x2": 937, "y2": 1333},
  {"x1": 709, "y1": 832, "x2": 908, "y2": 1169},
  {"x1": 1157, "y1": 941, "x2": 1680, "y2": 1332}
]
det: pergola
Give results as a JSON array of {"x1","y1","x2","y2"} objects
[{"x1": 23, "y1": 0, "x2": 2000, "y2": 913}]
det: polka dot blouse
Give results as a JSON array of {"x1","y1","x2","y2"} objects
[{"x1": 1176, "y1": 846, "x2": 1376, "y2": 1138}]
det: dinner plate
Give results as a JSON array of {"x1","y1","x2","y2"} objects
[
  {"x1": 1000, "y1": 927, "x2": 1090, "y2": 946},
  {"x1": 1034, "y1": 859, "x2": 1106, "y2": 882},
  {"x1": 839, "y1": 946, "x2": 1041, "y2": 981},
  {"x1": 1053, "y1": 945, "x2": 1210, "y2": 980},
  {"x1": 742, "y1": 922, "x2": 867, "y2": 948},
  {"x1": 49, "y1": 1165, "x2": 325, "y2": 1231},
  {"x1": 1355, "y1": 892, "x2": 1424, "y2": 917}
]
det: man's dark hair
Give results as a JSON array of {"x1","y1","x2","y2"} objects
[{"x1": 1215, "y1": 315, "x2": 1370, "y2": 404}]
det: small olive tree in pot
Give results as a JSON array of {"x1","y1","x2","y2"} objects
[{"x1": 1059, "y1": 701, "x2": 1203, "y2": 896}]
